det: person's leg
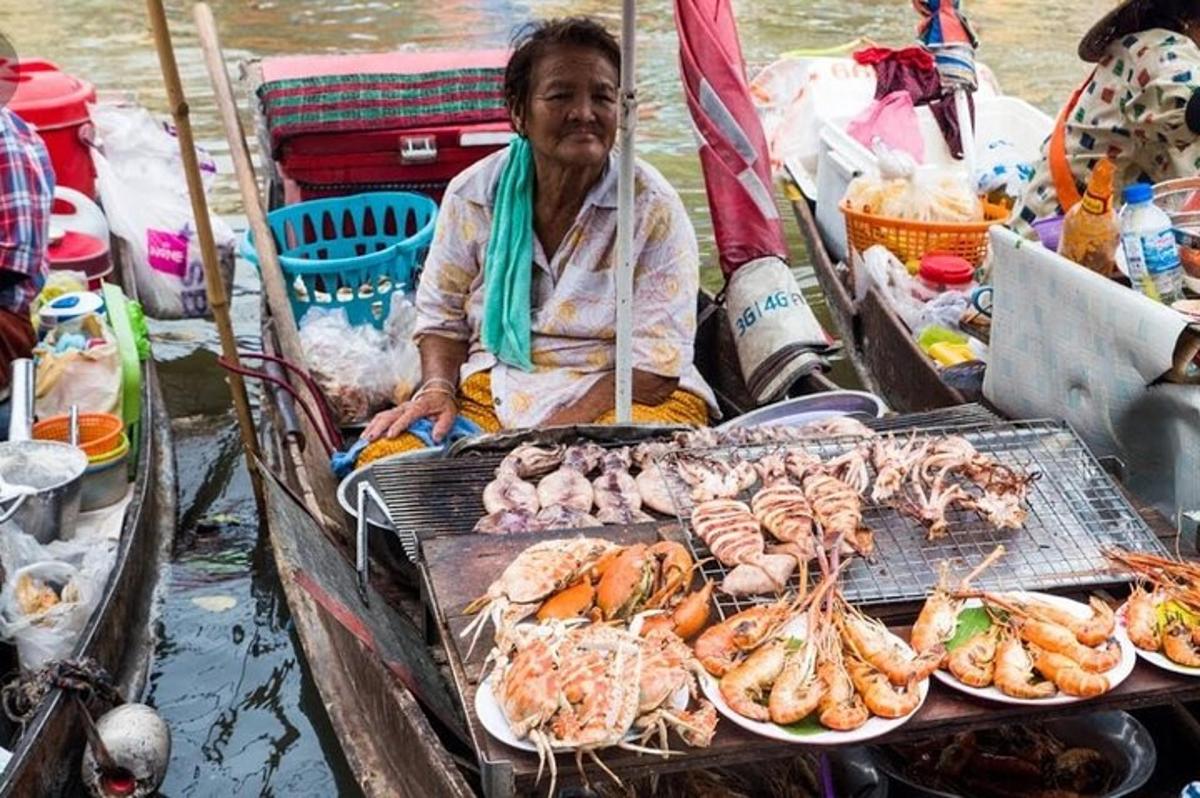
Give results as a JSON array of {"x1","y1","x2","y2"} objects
[
  {"x1": 355, "y1": 372, "x2": 502, "y2": 466},
  {"x1": 592, "y1": 390, "x2": 709, "y2": 427}
]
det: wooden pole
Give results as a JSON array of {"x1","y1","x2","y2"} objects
[
  {"x1": 193, "y1": 2, "x2": 306, "y2": 368},
  {"x1": 144, "y1": 0, "x2": 268, "y2": 518}
]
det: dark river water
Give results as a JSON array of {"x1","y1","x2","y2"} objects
[{"x1": 0, "y1": 0, "x2": 1100, "y2": 794}]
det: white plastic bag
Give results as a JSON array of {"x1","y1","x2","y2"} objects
[
  {"x1": 90, "y1": 102, "x2": 234, "y2": 320},
  {"x1": 0, "y1": 523, "x2": 116, "y2": 669},
  {"x1": 300, "y1": 300, "x2": 420, "y2": 425},
  {"x1": 0, "y1": 561, "x2": 95, "y2": 669}
]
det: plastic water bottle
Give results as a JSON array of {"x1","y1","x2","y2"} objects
[{"x1": 1119, "y1": 182, "x2": 1184, "y2": 304}]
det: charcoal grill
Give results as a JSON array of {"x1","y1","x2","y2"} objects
[{"x1": 664, "y1": 417, "x2": 1169, "y2": 618}]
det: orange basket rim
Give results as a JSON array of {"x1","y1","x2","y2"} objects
[
  {"x1": 839, "y1": 198, "x2": 1009, "y2": 231},
  {"x1": 88, "y1": 434, "x2": 130, "y2": 466},
  {"x1": 33, "y1": 412, "x2": 124, "y2": 455}
]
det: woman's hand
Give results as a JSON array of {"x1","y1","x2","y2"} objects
[{"x1": 362, "y1": 388, "x2": 458, "y2": 443}]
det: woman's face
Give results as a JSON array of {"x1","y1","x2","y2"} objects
[{"x1": 515, "y1": 45, "x2": 619, "y2": 170}]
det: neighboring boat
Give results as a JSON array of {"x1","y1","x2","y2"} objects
[
  {"x1": 0, "y1": 317, "x2": 176, "y2": 795},
  {"x1": 754, "y1": 54, "x2": 1052, "y2": 413}
]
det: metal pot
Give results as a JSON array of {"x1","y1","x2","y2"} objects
[
  {"x1": 0, "y1": 440, "x2": 88, "y2": 543},
  {"x1": 867, "y1": 711, "x2": 1155, "y2": 798}
]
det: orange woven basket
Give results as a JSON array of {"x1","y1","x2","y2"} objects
[
  {"x1": 840, "y1": 200, "x2": 1011, "y2": 266},
  {"x1": 33, "y1": 412, "x2": 124, "y2": 458}
]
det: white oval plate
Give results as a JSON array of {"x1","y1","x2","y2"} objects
[
  {"x1": 698, "y1": 615, "x2": 928, "y2": 745},
  {"x1": 476, "y1": 672, "x2": 689, "y2": 753},
  {"x1": 1117, "y1": 599, "x2": 1200, "y2": 677},
  {"x1": 933, "y1": 591, "x2": 1136, "y2": 706}
]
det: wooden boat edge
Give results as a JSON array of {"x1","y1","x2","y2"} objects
[
  {"x1": 259, "y1": 392, "x2": 474, "y2": 798},
  {"x1": 790, "y1": 196, "x2": 966, "y2": 413}
]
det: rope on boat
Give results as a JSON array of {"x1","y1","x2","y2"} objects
[{"x1": 1, "y1": 658, "x2": 123, "y2": 726}]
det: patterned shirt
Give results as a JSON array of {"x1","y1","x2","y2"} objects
[
  {"x1": 1013, "y1": 29, "x2": 1200, "y2": 231},
  {"x1": 0, "y1": 109, "x2": 53, "y2": 315},
  {"x1": 414, "y1": 148, "x2": 718, "y2": 429}
]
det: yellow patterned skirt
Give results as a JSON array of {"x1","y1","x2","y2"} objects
[{"x1": 356, "y1": 371, "x2": 709, "y2": 466}]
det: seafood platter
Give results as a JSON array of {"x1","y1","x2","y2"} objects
[{"x1": 401, "y1": 410, "x2": 1200, "y2": 795}]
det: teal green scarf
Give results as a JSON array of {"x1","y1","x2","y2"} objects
[{"x1": 481, "y1": 136, "x2": 534, "y2": 371}]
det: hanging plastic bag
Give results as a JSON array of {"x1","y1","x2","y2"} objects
[
  {"x1": 845, "y1": 91, "x2": 924, "y2": 163},
  {"x1": 300, "y1": 299, "x2": 422, "y2": 424},
  {"x1": 90, "y1": 102, "x2": 234, "y2": 320},
  {"x1": 34, "y1": 314, "x2": 122, "y2": 416}
]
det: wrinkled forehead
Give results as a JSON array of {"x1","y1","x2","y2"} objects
[{"x1": 531, "y1": 45, "x2": 619, "y2": 94}]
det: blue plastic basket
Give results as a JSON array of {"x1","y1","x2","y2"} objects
[{"x1": 241, "y1": 192, "x2": 437, "y2": 329}]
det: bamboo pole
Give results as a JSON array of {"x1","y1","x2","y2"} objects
[
  {"x1": 144, "y1": 0, "x2": 268, "y2": 518},
  {"x1": 613, "y1": 0, "x2": 637, "y2": 423},
  {"x1": 193, "y1": 2, "x2": 306, "y2": 368}
]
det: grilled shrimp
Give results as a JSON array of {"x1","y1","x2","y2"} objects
[
  {"x1": 1029, "y1": 646, "x2": 1110, "y2": 698},
  {"x1": 815, "y1": 638, "x2": 869, "y2": 731},
  {"x1": 693, "y1": 594, "x2": 804, "y2": 677},
  {"x1": 1013, "y1": 617, "x2": 1121, "y2": 674},
  {"x1": 992, "y1": 631, "x2": 1056, "y2": 699},
  {"x1": 768, "y1": 640, "x2": 823, "y2": 724},
  {"x1": 837, "y1": 605, "x2": 941, "y2": 687},
  {"x1": 1002, "y1": 594, "x2": 1116, "y2": 648},
  {"x1": 1162, "y1": 619, "x2": 1200, "y2": 667},
  {"x1": 718, "y1": 639, "x2": 786, "y2": 722},
  {"x1": 1123, "y1": 585, "x2": 1160, "y2": 652},
  {"x1": 910, "y1": 547, "x2": 1005, "y2": 661},
  {"x1": 844, "y1": 654, "x2": 921, "y2": 718},
  {"x1": 947, "y1": 627, "x2": 1000, "y2": 688}
]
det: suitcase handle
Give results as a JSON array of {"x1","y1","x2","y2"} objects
[{"x1": 400, "y1": 135, "x2": 438, "y2": 164}]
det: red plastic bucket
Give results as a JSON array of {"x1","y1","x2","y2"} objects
[{"x1": 8, "y1": 60, "x2": 97, "y2": 198}]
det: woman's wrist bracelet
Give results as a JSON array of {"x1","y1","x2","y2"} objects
[{"x1": 419, "y1": 377, "x2": 457, "y2": 395}]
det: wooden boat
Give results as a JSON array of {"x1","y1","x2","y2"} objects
[
  {"x1": 0, "y1": 310, "x2": 177, "y2": 795},
  {"x1": 790, "y1": 195, "x2": 966, "y2": 414}
]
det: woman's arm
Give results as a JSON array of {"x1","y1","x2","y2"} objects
[
  {"x1": 541, "y1": 369, "x2": 679, "y2": 426},
  {"x1": 363, "y1": 335, "x2": 468, "y2": 442},
  {"x1": 364, "y1": 190, "x2": 480, "y2": 443}
]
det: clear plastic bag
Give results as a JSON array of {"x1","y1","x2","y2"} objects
[
  {"x1": 844, "y1": 142, "x2": 982, "y2": 223},
  {"x1": 0, "y1": 525, "x2": 117, "y2": 669},
  {"x1": 300, "y1": 301, "x2": 421, "y2": 424},
  {"x1": 90, "y1": 101, "x2": 234, "y2": 320}
]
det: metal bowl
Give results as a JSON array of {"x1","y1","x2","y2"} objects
[
  {"x1": 867, "y1": 711, "x2": 1156, "y2": 798},
  {"x1": 717, "y1": 389, "x2": 888, "y2": 431},
  {"x1": 0, "y1": 440, "x2": 88, "y2": 543}
]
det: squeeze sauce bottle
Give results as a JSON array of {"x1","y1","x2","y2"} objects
[{"x1": 1057, "y1": 158, "x2": 1120, "y2": 277}]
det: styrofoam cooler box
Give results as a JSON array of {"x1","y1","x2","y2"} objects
[{"x1": 813, "y1": 95, "x2": 1053, "y2": 263}]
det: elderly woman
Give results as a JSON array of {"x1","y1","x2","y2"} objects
[
  {"x1": 359, "y1": 18, "x2": 715, "y2": 462},
  {"x1": 1012, "y1": 0, "x2": 1200, "y2": 232}
]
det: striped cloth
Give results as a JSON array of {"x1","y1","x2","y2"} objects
[
  {"x1": 0, "y1": 109, "x2": 53, "y2": 316},
  {"x1": 258, "y1": 67, "x2": 508, "y2": 155}
]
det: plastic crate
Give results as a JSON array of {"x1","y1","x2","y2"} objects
[{"x1": 242, "y1": 192, "x2": 437, "y2": 328}]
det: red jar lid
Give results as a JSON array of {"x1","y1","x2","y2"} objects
[
  {"x1": 8, "y1": 60, "x2": 95, "y2": 130},
  {"x1": 919, "y1": 253, "x2": 975, "y2": 285},
  {"x1": 48, "y1": 230, "x2": 107, "y2": 263}
]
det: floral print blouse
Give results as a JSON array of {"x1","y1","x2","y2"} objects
[
  {"x1": 413, "y1": 148, "x2": 718, "y2": 429},
  {"x1": 1013, "y1": 28, "x2": 1200, "y2": 231}
]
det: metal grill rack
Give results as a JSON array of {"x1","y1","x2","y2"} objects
[{"x1": 662, "y1": 419, "x2": 1168, "y2": 619}]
